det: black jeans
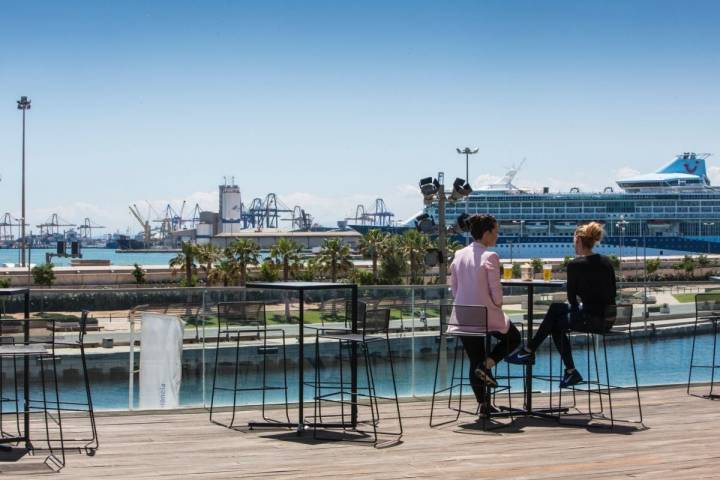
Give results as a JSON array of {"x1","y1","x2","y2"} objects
[
  {"x1": 460, "y1": 323, "x2": 521, "y2": 403},
  {"x1": 527, "y1": 302, "x2": 610, "y2": 370}
]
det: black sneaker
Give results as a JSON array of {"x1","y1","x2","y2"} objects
[
  {"x1": 474, "y1": 366, "x2": 498, "y2": 388},
  {"x1": 560, "y1": 369, "x2": 583, "y2": 388},
  {"x1": 506, "y1": 346, "x2": 535, "y2": 365}
]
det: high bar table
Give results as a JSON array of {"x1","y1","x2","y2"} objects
[
  {"x1": 501, "y1": 279, "x2": 568, "y2": 417},
  {"x1": 245, "y1": 282, "x2": 358, "y2": 434}
]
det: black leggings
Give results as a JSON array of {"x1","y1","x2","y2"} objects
[
  {"x1": 527, "y1": 302, "x2": 608, "y2": 371},
  {"x1": 460, "y1": 323, "x2": 521, "y2": 403}
]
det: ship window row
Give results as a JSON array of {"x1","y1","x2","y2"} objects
[{"x1": 466, "y1": 205, "x2": 715, "y2": 214}]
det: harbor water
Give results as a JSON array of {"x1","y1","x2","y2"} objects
[{"x1": 4, "y1": 332, "x2": 715, "y2": 412}]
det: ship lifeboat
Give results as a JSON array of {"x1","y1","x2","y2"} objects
[
  {"x1": 500, "y1": 221, "x2": 521, "y2": 231},
  {"x1": 647, "y1": 220, "x2": 673, "y2": 230},
  {"x1": 524, "y1": 222, "x2": 549, "y2": 231},
  {"x1": 553, "y1": 222, "x2": 577, "y2": 232}
]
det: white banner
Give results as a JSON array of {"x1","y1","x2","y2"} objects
[{"x1": 139, "y1": 312, "x2": 183, "y2": 409}]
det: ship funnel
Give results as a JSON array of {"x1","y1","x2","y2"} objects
[{"x1": 657, "y1": 152, "x2": 709, "y2": 178}]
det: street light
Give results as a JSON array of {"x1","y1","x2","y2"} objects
[
  {"x1": 615, "y1": 215, "x2": 628, "y2": 280},
  {"x1": 17, "y1": 96, "x2": 31, "y2": 268},
  {"x1": 456, "y1": 147, "x2": 479, "y2": 244}
]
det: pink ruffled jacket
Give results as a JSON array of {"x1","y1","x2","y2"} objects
[{"x1": 448, "y1": 242, "x2": 510, "y2": 334}]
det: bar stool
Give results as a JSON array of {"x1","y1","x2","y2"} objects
[
  {"x1": 209, "y1": 301, "x2": 290, "y2": 428},
  {"x1": 311, "y1": 306, "x2": 402, "y2": 447},
  {"x1": 304, "y1": 299, "x2": 358, "y2": 431},
  {"x1": 36, "y1": 311, "x2": 99, "y2": 455},
  {"x1": 429, "y1": 303, "x2": 515, "y2": 430},
  {"x1": 556, "y1": 304, "x2": 643, "y2": 429},
  {"x1": 687, "y1": 293, "x2": 720, "y2": 400},
  {"x1": 0, "y1": 336, "x2": 21, "y2": 442},
  {"x1": 0, "y1": 342, "x2": 66, "y2": 471}
]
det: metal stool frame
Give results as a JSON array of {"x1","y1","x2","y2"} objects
[
  {"x1": 429, "y1": 303, "x2": 517, "y2": 430},
  {"x1": 556, "y1": 304, "x2": 644, "y2": 429},
  {"x1": 209, "y1": 301, "x2": 291, "y2": 429},
  {"x1": 311, "y1": 306, "x2": 403, "y2": 447},
  {"x1": 687, "y1": 293, "x2": 720, "y2": 400}
]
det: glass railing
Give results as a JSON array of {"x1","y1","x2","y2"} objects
[{"x1": 0, "y1": 282, "x2": 717, "y2": 412}]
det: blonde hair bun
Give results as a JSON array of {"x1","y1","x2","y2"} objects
[{"x1": 575, "y1": 222, "x2": 604, "y2": 248}]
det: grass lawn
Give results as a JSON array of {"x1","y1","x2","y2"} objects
[
  {"x1": 674, "y1": 289, "x2": 720, "y2": 303},
  {"x1": 673, "y1": 293, "x2": 697, "y2": 303}
]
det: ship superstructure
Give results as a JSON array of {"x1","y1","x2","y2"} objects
[{"x1": 350, "y1": 153, "x2": 720, "y2": 258}]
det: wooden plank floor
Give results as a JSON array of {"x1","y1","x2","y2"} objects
[{"x1": 2, "y1": 384, "x2": 719, "y2": 479}]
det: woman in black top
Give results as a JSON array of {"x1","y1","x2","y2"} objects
[{"x1": 506, "y1": 222, "x2": 617, "y2": 388}]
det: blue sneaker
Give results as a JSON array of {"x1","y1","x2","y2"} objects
[
  {"x1": 506, "y1": 346, "x2": 535, "y2": 365},
  {"x1": 560, "y1": 369, "x2": 583, "y2": 388}
]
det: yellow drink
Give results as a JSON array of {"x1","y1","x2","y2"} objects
[
  {"x1": 503, "y1": 264, "x2": 513, "y2": 279},
  {"x1": 543, "y1": 265, "x2": 552, "y2": 281}
]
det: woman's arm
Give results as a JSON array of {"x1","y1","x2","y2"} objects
[
  {"x1": 485, "y1": 252, "x2": 503, "y2": 308},
  {"x1": 449, "y1": 260, "x2": 458, "y2": 297},
  {"x1": 567, "y1": 261, "x2": 579, "y2": 309}
]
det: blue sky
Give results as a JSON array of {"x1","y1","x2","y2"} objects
[{"x1": 1, "y1": 0, "x2": 719, "y2": 233}]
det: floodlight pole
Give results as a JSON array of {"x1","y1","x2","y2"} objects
[
  {"x1": 17, "y1": 96, "x2": 31, "y2": 268},
  {"x1": 457, "y1": 147, "x2": 478, "y2": 245},
  {"x1": 437, "y1": 172, "x2": 447, "y2": 284}
]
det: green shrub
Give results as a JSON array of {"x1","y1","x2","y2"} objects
[
  {"x1": 32, "y1": 263, "x2": 55, "y2": 287},
  {"x1": 530, "y1": 257, "x2": 544, "y2": 274},
  {"x1": 131, "y1": 263, "x2": 146, "y2": 285},
  {"x1": 347, "y1": 269, "x2": 375, "y2": 285}
]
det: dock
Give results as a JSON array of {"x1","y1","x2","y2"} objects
[{"x1": 5, "y1": 384, "x2": 718, "y2": 478}]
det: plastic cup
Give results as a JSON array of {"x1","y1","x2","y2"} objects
[{"x1": 543, "y1": 265, "x2": 552, "y2": 281}]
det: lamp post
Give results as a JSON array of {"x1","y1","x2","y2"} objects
[
  {"x1": 456, "y1": 147, "x2": 478, "y2": 244},
  {"x1": 17, "y1": 96, "x2": 31, "y2": 268},
  {"x1": 616, "y1": 215, "x2": 628, "y2": 280},
  {"x1": 418, "y1": 172, "x2": 471, "y2": 285}
]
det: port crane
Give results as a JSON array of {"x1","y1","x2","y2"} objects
[
  {"x1": 36, "y1": 214, "x2": 75, "y2": 236},
  {"x1": 0, "y1": 213, "x2": 23, "y2": 241},
  {"x1": 77, "y1": 218, "x2": 106, "y2": 239},
  {"x1": 347, "y1": 198, "x2": 395, "y2": 227},
  {"x1": 129, "y1": 204, "x2": 152, "y2": 246}
]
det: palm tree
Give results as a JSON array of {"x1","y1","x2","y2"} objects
[
  {"x1": 208, "y1": 259, "x2": 240, "y2": 287},
  {"x1": 270, "y1": 238, "x2": 302, "y2": 321},
  {"x1": 401, "y1": 230, "x2": 430, "y2": 284},
  {"x1": 170, "y1": 242, "x2": 199, "y2": 286},
  {"x1": 227, "y1": 239, "x2": 261, "y2": 286},
  {"x1": 359, "y1": 229, "x2": 386, "y2": 283},
  {"x1": 317, "y1": 238, "x2": 353, "y2": 283},
  {"x1": 270, "y1": 238, "x2": 302, "y2": 281},
  {"x1": 196, "y1": 244, "x2": 222, "y2": 281},
  {"x1": 377, "y1": 234, "x2": 406, "y2": 285}
]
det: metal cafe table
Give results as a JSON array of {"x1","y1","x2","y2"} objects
[
  {"x1": 500, "y1": 279, "x2": 567, "y2": 416},
  {"x1": 245, "y1": 281, "x2": 359, "y2": 434}
]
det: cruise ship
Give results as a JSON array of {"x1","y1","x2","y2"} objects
[{"x1": 354, "y1": 153, "x2": 720, "y2": 258}]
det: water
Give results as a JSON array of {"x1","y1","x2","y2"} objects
[
  {"x1": 4, "y1": 332, "x2": 715, "y2": 412},
  {"x1": 0, "y1": 247, "x2": 177, "y2": 267}
]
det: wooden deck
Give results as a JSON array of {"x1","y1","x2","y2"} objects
[{"x1": 3, "y1": 384, "x2": 719, "y2": 479}]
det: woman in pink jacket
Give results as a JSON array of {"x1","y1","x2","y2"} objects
[{"x1": 449, "y1": 214, "x2": 521, "y2": 408}]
